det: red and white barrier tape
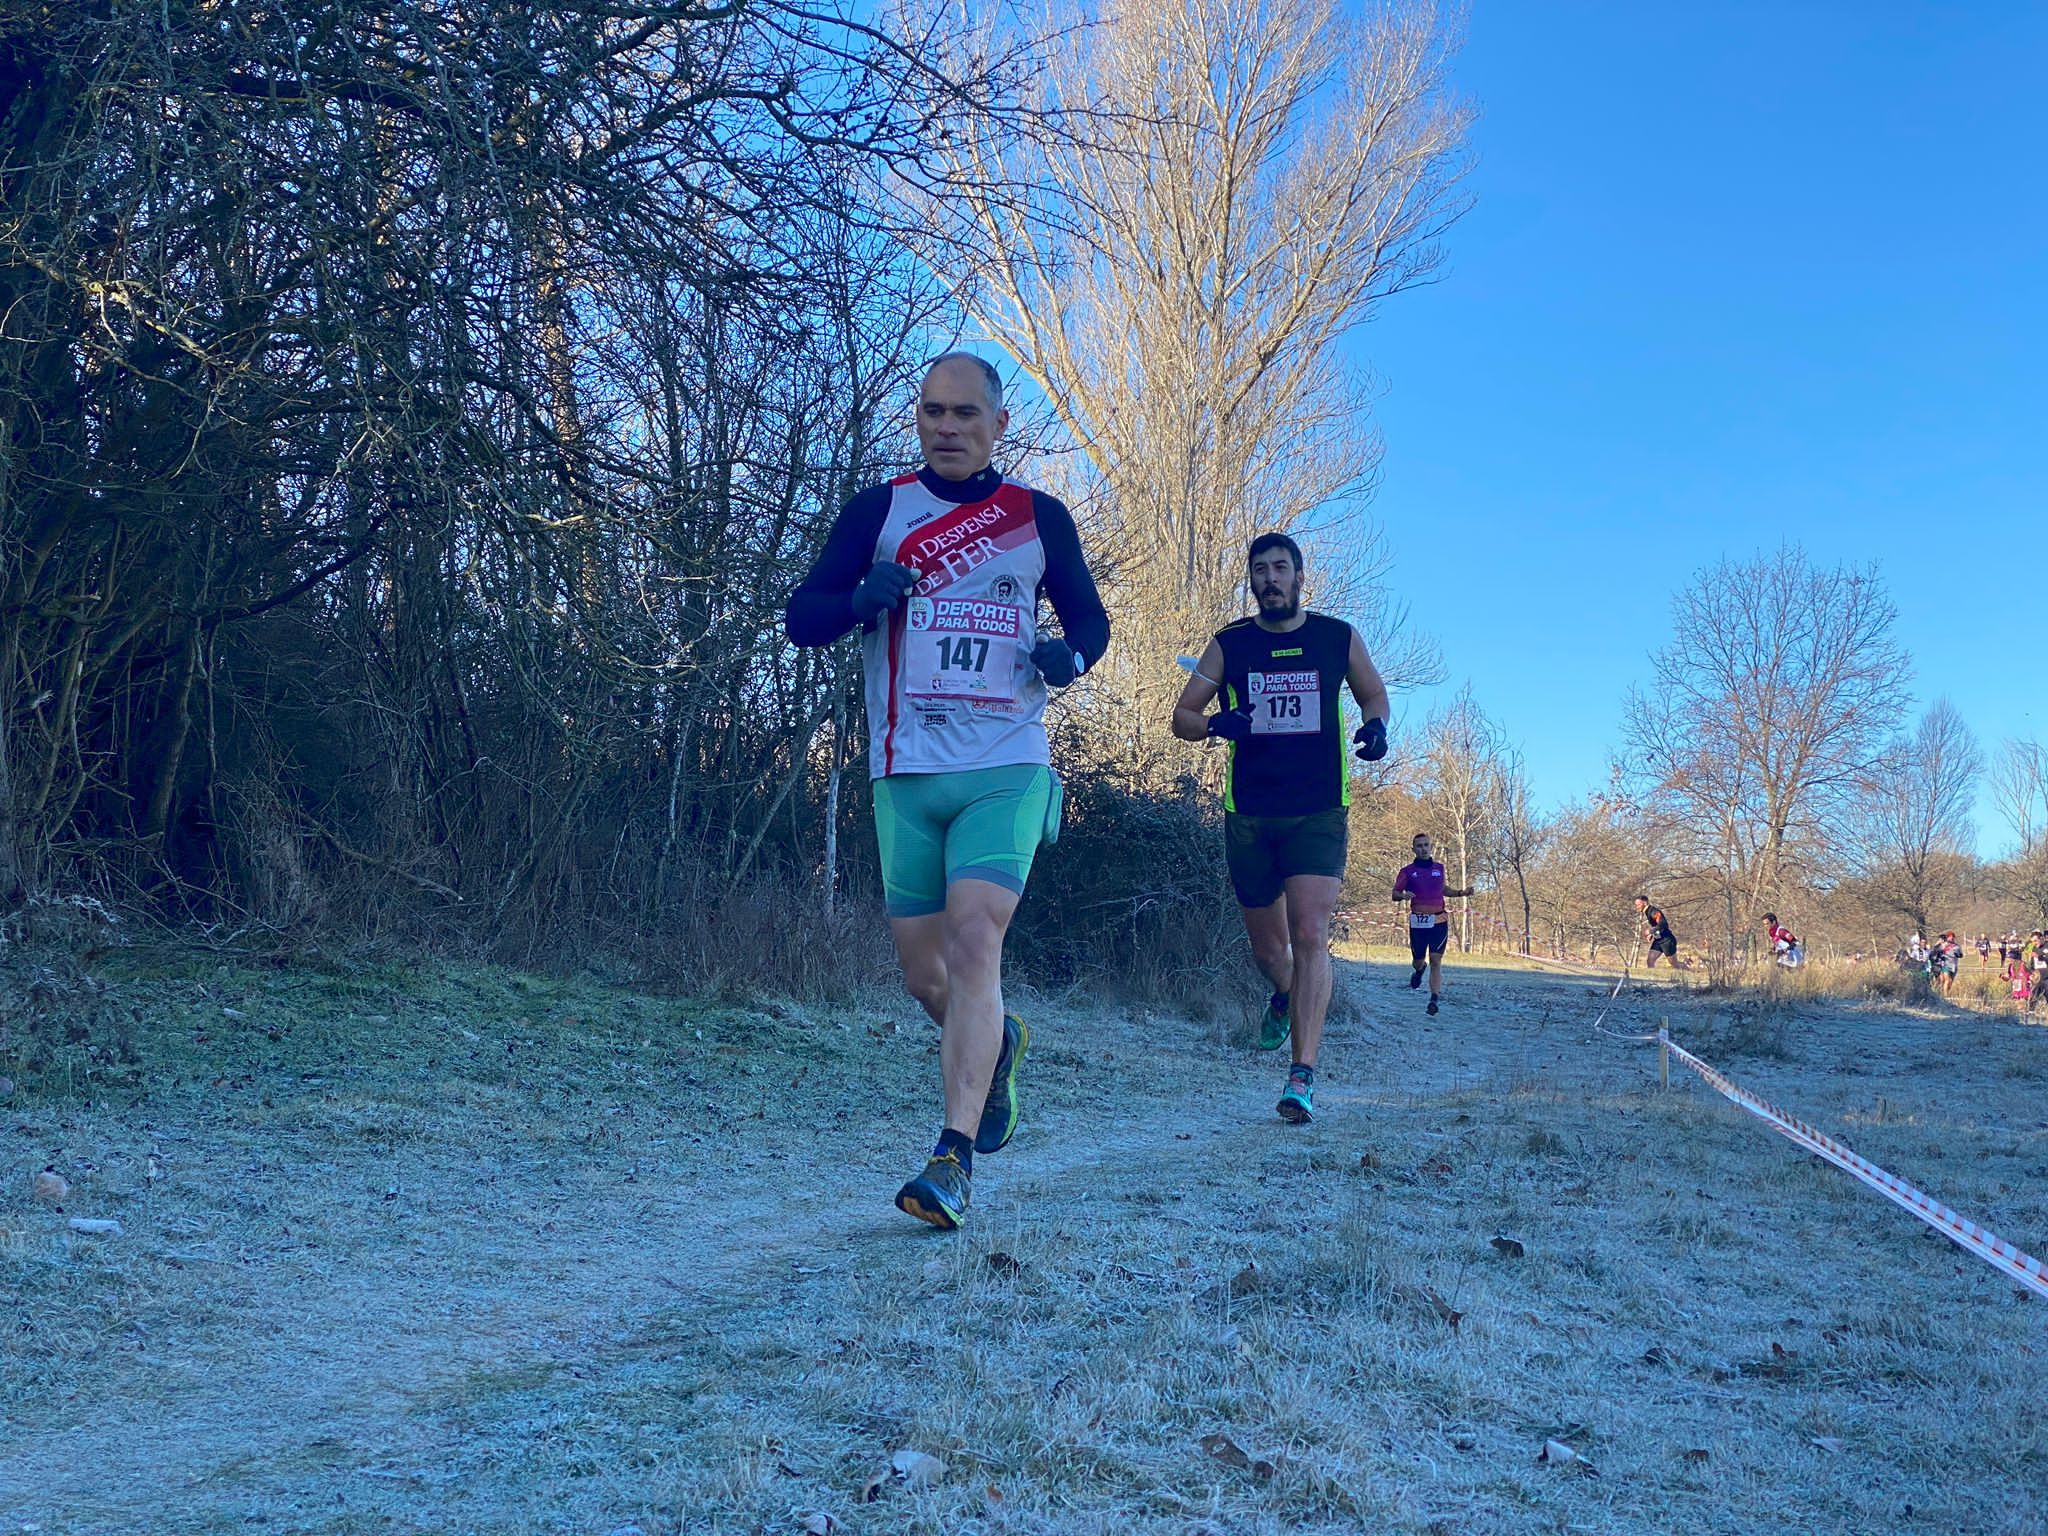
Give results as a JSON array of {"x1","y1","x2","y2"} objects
[{"x1": 1659, "y1": 1027, "x2": 2048, "y2": 1300}]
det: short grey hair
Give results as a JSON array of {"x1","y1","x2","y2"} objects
[{"x1": 925, "y1": 351, "x2": 1004, "y2": 411}]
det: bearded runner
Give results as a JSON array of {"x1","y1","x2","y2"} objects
[
  {"x1": 1171, "y1": 531, "x2": 1391, "y2": 1126},
  {"x1": 785, "y1": 352, "x2": 1109, "y2": 1229}
]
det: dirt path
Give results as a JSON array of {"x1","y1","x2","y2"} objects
[{"x1": 6, "y1": 957, "x2": 2045, "y2": 1535}]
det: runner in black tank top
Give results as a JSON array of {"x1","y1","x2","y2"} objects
[
  {"x1": 1213, "y1": 613, "x2": 1354, "y2": 816},
  {"x1": 1172, "y1": 532, "x2": 1391, "y2": 1125}
]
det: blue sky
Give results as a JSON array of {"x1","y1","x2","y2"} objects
[{"x1": 1358, "y1": 1, "x2": 2047, "y2": 855}]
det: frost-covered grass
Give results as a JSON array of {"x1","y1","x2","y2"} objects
[{"x1": 5, "y1": 941, "x2": 2044, "y2": 1535}]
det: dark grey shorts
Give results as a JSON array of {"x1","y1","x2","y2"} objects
[{"x1": 1223, "y1": 809, "x2": 1348, "y2": 910}]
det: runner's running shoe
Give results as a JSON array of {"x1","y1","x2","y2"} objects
[
  {"x1": 1256, "y1": 992, "x2": 1291, "y2": 1051},
  {"x1": 1276, "y1": 1064, "x2": 1315, "y2": 1124},
  {"x1": 1426, "y1": 995, "x2": 1439, "y2": 1017},
  {"x1": 975, "y1": 1013, "x2": 1029, "y2": 1154},
  {"x1": 1409, "y1": 966, "x2": 1425, "y2": 990},
  {"x1": 895, "y1": 1150, "x2": 970, "y2": 1230}
]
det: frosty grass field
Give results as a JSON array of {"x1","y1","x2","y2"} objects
[{"x1": 4, "y1": 946, "x2": 2044, "y2": 1535}]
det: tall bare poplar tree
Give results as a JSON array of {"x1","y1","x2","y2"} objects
[{"x1": 910, "y1": 0, "x2": 1470, "y2": 755}]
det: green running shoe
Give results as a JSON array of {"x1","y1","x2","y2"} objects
[
  {"x1": 1276, "y1": 1064, "x2": 1315, "y2": 1124},
  {"x1": 1256, "y1": 992, "x2": 1291, "y2": 1051},
  {"x1": 895, "y1": 1150, "x2": 971, "y2": 1230},
  {"x1": 975, "y1": 1013, "x2": 1029, "y2": 1154}
]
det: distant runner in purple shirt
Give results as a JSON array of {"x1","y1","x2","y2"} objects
[{"x1": 1392, "y1": 832, "x2": 1474, "y2": 1016}]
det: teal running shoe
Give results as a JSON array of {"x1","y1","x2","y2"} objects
[
  {"x1": 1276, "y1": 1064, "x2": 1315, "y2": 1125},
  {"x1": 895, "y1": 1150, "x2": 971, "y2": 1230},
  {"x1": 976, "y1": 1013, "x2": 1029, "y2": 1154},
  {"x1": 1256, "y1": 992, "x2": 1291, "y2": 1051}
]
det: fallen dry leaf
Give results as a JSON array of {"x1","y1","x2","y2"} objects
[
  {"x1": 1229, "y1": 1261, "x2": 1261, "y2": 1297},
  {"x1": 1811, "y1": 1435, "x2": 1845, "y2": 1455},
  {"x1": 1422, "y1": 1286, "x2": 1463, "y2": 1330},
  {"x1": 1199, "y1": 1432, "x2": 1252, "y2": 1471},
  {"x1": 68, "y1": 1218, "x2": 122, "y2": 1236},
  {"x1": 799, "y1": 1513, "x2": 838, "y2": 1534},
  {"x1": 1681, "y1": 1447, "x2": 1711, "y2": 1465},
  {"x1": 984, "y1": 1251, "x2": 1022, "y2": 1276},
  {"x1": 1490, "y1": 1236, "x2": 1526, "y2": 1259},
  {"x1": 32, "y1": 1170, "x2": 69, "y2": 1205}
]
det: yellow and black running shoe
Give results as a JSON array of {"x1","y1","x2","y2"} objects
[
  {"x1": 895, "y1": 1150, "x2": 971, "y2": 1230},
  {"x1": 974, "y1": 1013, "x2": 1029, "y2": 1154}
]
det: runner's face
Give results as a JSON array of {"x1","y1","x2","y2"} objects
[
  {"x1": 1249, "y1": 550, "x2": 1303, "y2": 618},
  {"x1": 1412, "y1": 836, "x2": 1432, "y2": 862},
  {"x1": 916, "y1": 361, "x2": 1007, "y2": 478}
]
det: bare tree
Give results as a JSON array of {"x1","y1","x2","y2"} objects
[
  {"x1": 1990, "y1": 740, "x2": 2046, "y2": 856},
  {"x1": 1525, "y1": 797, "x2": 1648, "y2": 963},
  {"x1": 0, "y1": 0, "x2": 1014, "y2": 955},
  {"x1": 1417, "y1": 687, "x2": 1499, "y2": 952},
  {"x1": 1620, "y1": 548, "x2": 1909, "y2": 961},
  {"x1": 909, "y1": 0, "x2": 1469, "y2": 758},
  {"x1": 1852, "y1": 700, "x2": 1983, "y2": 939},
  {"x1": 1490, "y1": 745, "x2": 1546, "y2": 955},
  {"x1": 1990, "y1": 739, "x2": 2048, "y2": 925}
]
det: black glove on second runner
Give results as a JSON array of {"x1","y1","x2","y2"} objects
[
  {"x1": 1353, "y1": 717, "x2": 1388, "y2": 762},
  {"x1": 1031, "y1": 634, "x2": 1085, "y2": 687},
  {"x1": 1208, "y1": 706, "x2": 1255, "y2": 743},
  {"x1": 850, "y1": 562, "x2": 919, "y2": 624}
]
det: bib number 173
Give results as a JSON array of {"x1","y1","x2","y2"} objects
[{"x1": 1247, "y1": 670, "x2": 1319, "y2": 735}]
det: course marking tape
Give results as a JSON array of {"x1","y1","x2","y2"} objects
[{"x1": 1659, "y1": 1026, "x2": 2048, "y2": 1301}]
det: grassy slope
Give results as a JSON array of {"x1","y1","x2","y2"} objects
[{"x1": 4, "y1": 946, "x2": 2045, "y2": 1535}]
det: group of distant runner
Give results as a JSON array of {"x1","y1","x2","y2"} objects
[
  {"x1": 780, "y1": 351, "x2": 2036, "y2": 1233},
  {"x1": 1907, "y1": 931, "x2": 2047, "y2": 1006}
]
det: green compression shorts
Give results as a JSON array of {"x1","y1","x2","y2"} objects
[{"x1": 872, "y1": 764, "x2": 1062, "y2": 919}]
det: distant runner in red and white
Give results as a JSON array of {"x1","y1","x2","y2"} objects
[{"x1": 1763, "y1": 912, "x2": 1802, "y2": 968}]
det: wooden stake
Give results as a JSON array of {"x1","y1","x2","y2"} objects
[{"x1": 1659, "y1": 1018, "x2": 1670, "y2": 1090}]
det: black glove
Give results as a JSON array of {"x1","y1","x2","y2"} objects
[
  {"x1": 1353, "y1": 717, "x2": 1388, "y2": 762},
  {"x1": 1207, "y1": 706, "x2": 1254, "y2": 743},
  {"x1": 1030, "y1": 634, "x2": 1083, "y2": 688},
  {"x1": 850, "y1": 562, "x2": 919, "y2": 624}
]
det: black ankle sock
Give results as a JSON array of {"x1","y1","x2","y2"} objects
[
  {"x1": 934, "y1": 1127, "x2": 973, "y2": 1171},
  {"x1": 1271, "y1": 990, "x2": 1290, "y2": 1012}
]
